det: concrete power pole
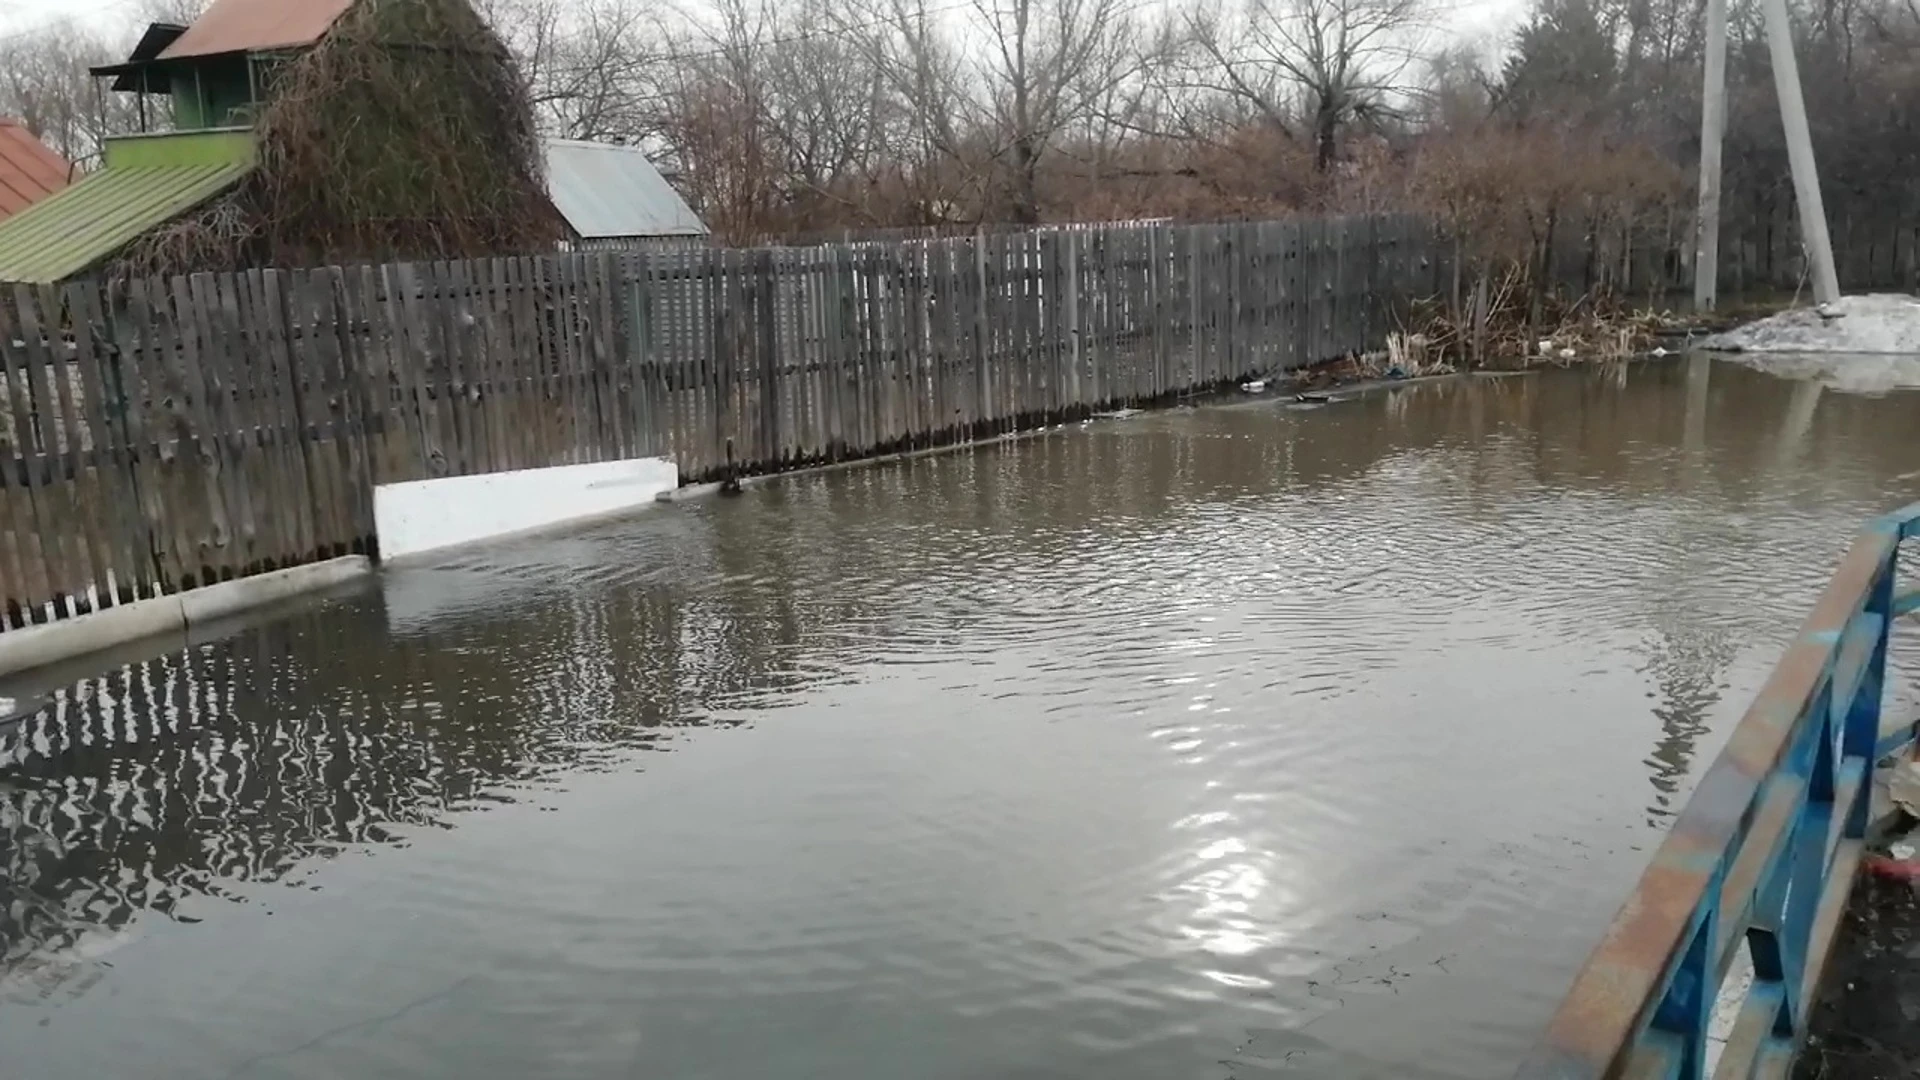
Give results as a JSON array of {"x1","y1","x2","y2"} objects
[
  {"x1": 1697, "y1": 0, "x2": 1841, "y2": 307},
  {"x1": 1694, "y1": 0, "x2": 1728, "y2": 311},
  {"x1": 1760, "y1": 0, "x2": 1841, "y2": 304}
]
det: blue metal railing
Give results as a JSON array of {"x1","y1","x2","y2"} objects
[{"x1": 1519, "y1": 502, "x2": 1920, "y2": 1080}]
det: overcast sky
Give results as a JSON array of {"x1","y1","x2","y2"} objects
[
  {"x1": 0, "y1": 0, "x2": 1524, "y2": 65},
  {"x1": 0, "y1": 0, "x2": 145, "y2": 39}
]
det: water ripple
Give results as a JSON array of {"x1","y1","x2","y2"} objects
[{"x1": 2, "y1": 360, "x2": 1917, "y2": 1079}]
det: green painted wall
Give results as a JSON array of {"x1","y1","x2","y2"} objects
[
  {"x1": 167, "y1": 57, "x2": 255, "y2": 130},
  {"x1": 103, "y1": 129, "x2": 256, "y2": 168}
]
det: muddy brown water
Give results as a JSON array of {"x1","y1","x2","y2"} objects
[{"x1": 2, "y1": 358, "x2": 1917, "y2": 1080}]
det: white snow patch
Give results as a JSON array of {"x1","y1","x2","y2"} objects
[{"x1": 1700, "y1": 294, "x2": 1920, "y2": 354}]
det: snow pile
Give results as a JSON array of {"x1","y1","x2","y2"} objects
[{"x1": 1699, "y1": 293, "x2": 1920, "y2": 353}]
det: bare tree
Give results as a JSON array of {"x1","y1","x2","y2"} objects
[
  {"x1": 969, "y1": 0, "x2": 1142, "y2": 221},
  {"x1": 755, "y1": 0, "x2": 890, "y2": 219},
  {"x1": 479, "y1": 0, "x2": 663, "y2": 141},
  {"x1": 645, "y1": 0, "x2": 794, "y2": 238},
  {"x1": 848, "y1": 0, "x2": 977, "y2": 221},
  {"x1": 1181, "y1": 0, "x2": 1433, "y2": 170},
  {"x1": 0, "y1": 25, "x2": 141, "y2": 165},
  {"x1": 137, "y1": 0, "x2": 214, "y2": 24}
]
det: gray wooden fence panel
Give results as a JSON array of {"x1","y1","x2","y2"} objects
[{"x1": 2, "y1": 214, "x2": 1441, "y2": 633}]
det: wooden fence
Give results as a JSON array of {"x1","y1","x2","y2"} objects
[
  {"x1": 0, "y1": 213, "x2": 1443, "y2": 632},
  {"x1": 1715, "y1": 203, "x2": 1920, "y2": 295}
]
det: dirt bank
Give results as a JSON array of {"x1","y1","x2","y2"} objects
[{"x1": 1797, "y1": 875, "x2": 1920, "y2": 1079}]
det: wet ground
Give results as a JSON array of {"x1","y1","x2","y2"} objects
[
  {"x1": 3, "y1": 357, "x2": 1919, "y2": 1079},
  {"x1": 1798, "y1": 874, "x2": 1920, "y2": 1079}
]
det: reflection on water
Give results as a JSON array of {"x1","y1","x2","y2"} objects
[
  {"x1": 2, "y1": 359, "x2": 1917, "y2": 1080},
  {"x1": 1730, "y1": 350, "x2": 1920, "y2": 395}
]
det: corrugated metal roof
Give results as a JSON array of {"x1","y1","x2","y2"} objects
[
  {"x1": 0, "y1": 159, "x2": 252, "y2": 283},
  {"x1": 544, "y1": 139, "x2": 708, "y2": 240},
  {"x1": 158, "y1": 0, "x2": 354, "y2": 61},
  {"x1": 0, "y1": 120, "x2": 73, "y2": 222}
]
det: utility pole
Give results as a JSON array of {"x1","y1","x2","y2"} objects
[
  {"x1": 1694, "y1": 0, "x2": 1728, "y2": 311},
  {"x1": 1760, "y1": 0, "x2": 1841, "y2": 303}
]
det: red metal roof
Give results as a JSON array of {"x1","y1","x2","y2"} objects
[
  {"x1": 0, "y1": 120, "x2": 72, "y2": 222},
  {"x1": 158, "y1": 0, "x2": 355, "y2": 61}
]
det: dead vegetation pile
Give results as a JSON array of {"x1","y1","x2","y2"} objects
[{"x1": 1400, "y1": 266, "x2": 1669, "y2": 369}]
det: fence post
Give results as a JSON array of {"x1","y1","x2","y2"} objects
[
  {"x1": 972, "y1": 235, "x2": 991, "y2": 434},
  {"x1": 755, "y1": 248, "x2": 780, "y2": 469},
  {"x1": 77, "y1": 279, "x2": 156, "y2": 605},
  {"x1": 1063, "y1": 231, "x2": 1083, "y2": 414}
]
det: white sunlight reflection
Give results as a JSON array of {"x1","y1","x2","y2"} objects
[{"x1": 1168, "y1": 807, "x2": 1295, "y2": 988}]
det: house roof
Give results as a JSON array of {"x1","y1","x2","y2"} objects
[
  {"x1": 543, "y1": 139, "x2": 707, "y2": 240},
  {"x1": 0, "y1": 120, "x2": 72, "y2": 222},
  {"x1": 0, "y1": 131, "x2": 254, "y2": 284},
  {"x1": 93, "y1": 22, "x2": 190, "y2": 91},
  {"x1": 127, "y1": 21, "x2": 190, "y2": 63},
  {"x1": 157, "y1": 0, "x2": 355, "y2": 62}
]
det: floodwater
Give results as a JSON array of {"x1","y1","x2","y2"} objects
[{"x1": 3, "y1": 357, "x2": 1918, "y2": 1080}]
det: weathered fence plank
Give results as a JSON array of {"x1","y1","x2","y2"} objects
[{"x1": 3, "y1": 287, "x2": 67, "y2": 619}]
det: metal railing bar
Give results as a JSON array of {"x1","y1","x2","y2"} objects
[
  {"x1": 1620, "y1": 1038, "x2": 1681, "y2": 1080},
  {"x1": 1829, "y1": 611, "x2": 1885, "y2": 721},
  {"x1": 1874, "y1": 724, "x2": 1915, "y2": 760},
  {"x1": 1868, "y1": 502, "x2": 1920, "y2": 538},
  {"x1": 1753, "y1": 1039, "x2": 1796, "y2": 1080},
  {"x1": 1797, "y1": 836, "x2": 1865, "y2": 1011},
  {"x1": 1709, "y1": 981, "x2": 1785, "y2": 1080},
  {"x1": 1823, "y1": 758, "x2": 1869, "y2": 877},
  {"x1": 1874, "y1": 501, "x2": 1920, "y2": 539},
  {"x1": 1712, "y1": 772, "x2": 1807, "y2": 981}
]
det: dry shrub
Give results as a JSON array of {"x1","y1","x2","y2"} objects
[
  {"x1": 124, "y1": 0, "x2": 562, "y2": 275},
  {"x1": 1390, "y1": 124, "x2": 1685, "y2": 359},
  {"x1": 1046, "y1": 126, "x2": 1325, "y2": 224},
  {"x1": 1410, "y1": 125, "x2": 1685, "y2": 283}
]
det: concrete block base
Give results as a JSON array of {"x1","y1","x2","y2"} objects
[{"x1": 0, "y1": 556, "x2": 371, "y2": 680}]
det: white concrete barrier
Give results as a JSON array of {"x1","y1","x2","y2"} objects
[
  {"x1": 373, "y1": 457, "x2": 679, "y2": 561},
  {"x1": 0, "y1": 556, "x2": 371, "y2": 680}
]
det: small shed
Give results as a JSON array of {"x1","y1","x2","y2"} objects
[
  {"x1": 0, "y1": 120, "x2": 74, "y2": 223},
  {"x1": 543, "y1": 139, "x2": 707, "y2": 250}
]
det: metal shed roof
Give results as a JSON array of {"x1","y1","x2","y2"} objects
[
  {"x1": 0, "y1": 121, "x2": 73, "y2": 222},
  {"x1": 158, "y1": 0, "x2": 354, "y2": 61},
  {"x1": 0, "y1": 131, "x2": 254, "y2": 284},
  {"x1": 543, "y1": 139, "x2": 707, "y2": 240}
]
